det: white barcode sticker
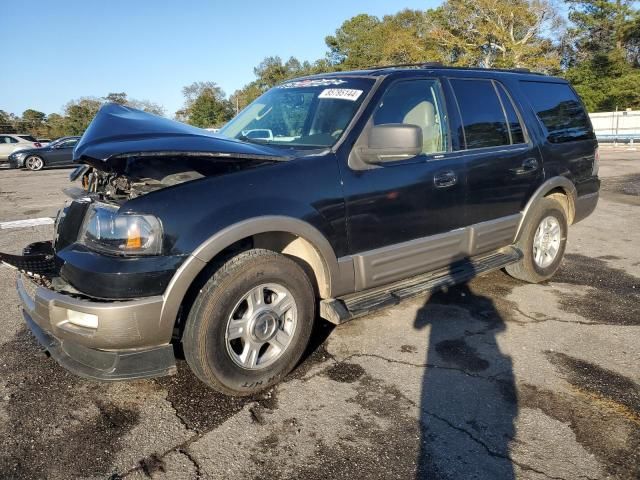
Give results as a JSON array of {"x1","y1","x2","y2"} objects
[{"x1": 318, "y1": 88, "x2": 363, "y2": 101}]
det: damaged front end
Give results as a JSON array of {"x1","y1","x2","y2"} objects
[
  {"x1": 1, "y1": 103, "x2": 289, "y2": 381},
  {"x1": 3, "y1": 103, "x2": 288, "y2": 291}
]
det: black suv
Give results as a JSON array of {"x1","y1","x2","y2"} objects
[{"x1": 3, "y1": 65, "x2": 599, "y2": 395}]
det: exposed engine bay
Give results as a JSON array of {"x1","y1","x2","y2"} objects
[{"x1": 75, "y1": 154, "x2": 276, "y2": 202}]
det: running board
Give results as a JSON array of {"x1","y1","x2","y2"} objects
[{"x1": 320, "y1": 246, "x2": 522, "y2": 325}]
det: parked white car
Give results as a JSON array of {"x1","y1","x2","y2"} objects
[{"x1": 0, "y1": 134, "x2": 42, "y2": 163}]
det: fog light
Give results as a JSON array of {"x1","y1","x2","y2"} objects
[{"x1": 66, "y1": 310, "x2": 98, "y2": 329}]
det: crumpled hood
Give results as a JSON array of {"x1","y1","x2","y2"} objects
[{"x1": 73, "y1": 103, "x2": 288, "y2": 164}]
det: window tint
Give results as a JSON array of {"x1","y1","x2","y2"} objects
[
  {"x1": 451, "y1": 79, "x2": 510, "y2": 149},
  {"x1": 520, "y1": 81, "x2": 594, "y2": 143},
  {"x1": 18, "y1": 135, "x2": 37, "y2": 142},
  {"x1": 496, "y1": 83, "x2": 525, "y2": 144},
  {"x1": 372, "y1": 79, "x2": 449, "y2": 155},
  {"x1": 0, "y1": 136, "x2": 9, "y2": 144}
]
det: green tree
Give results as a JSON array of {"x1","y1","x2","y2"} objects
[
  {"x1": 565, "y1": 0, "x2": 637, "y2": 59},
  {"x1": 0, "y1": 110, "x2": 17, "y2": 133},
  {"x1": 427, "y1": 0, "x2": 563, "y2": 71},
  {"x1": 563, "y1": 0, "x2": 640, "y2": 110},
  {"x1": 103, "y1": 92, "x2": 128, "y2": 104},
  {"x1": 179, "y1": 82, "x2": 233, "y2": 128},
  {"x1": 45, "y1": 113, "x2": 67, "y2": 139},
  {"x1": 103, "y1": 92, "x2": 165, "y2": 115},
  {"x1": 128, "y1": 99, "x2": 165, "y2": 116},
  {"x1": 63, "y1": 98, "x2": 103, "y2": 135},
  {"x1": 326, "y1": 10, "x2": 436, "y2": 69},
  {"x1": 21, "y1": 109, "x2": 47, "y2": 136}
]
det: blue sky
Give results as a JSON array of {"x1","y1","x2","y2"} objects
[{"x1": 3, "y1": 0, "x2": 436, "y2": 117}]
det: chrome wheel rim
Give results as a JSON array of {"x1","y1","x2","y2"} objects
[
  {"x1": 225, "y1": 283, "x2": 297, "y2": 370},
  {"x1": 26, "y1": 156, "x2": 43, "y2": 170},
  {"x1": 533, "y1": 216, "x2": 561, "y2": 268}
]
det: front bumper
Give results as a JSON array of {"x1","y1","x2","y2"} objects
[
  {"x1": 8, "y1": 156, "x2": 25, "y2": 168},
  {"x1": 17, "y1": 274, "x2": 176, "y2": 380}
]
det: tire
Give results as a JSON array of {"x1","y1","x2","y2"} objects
[
  {"x1": 505, "y1": 196, "x2": 568, "y2": 283},
  {"x1": 25, "y1": 155, "x2": 44, "y2": 171},
  {"x1": 182, "y1": 249, "x2": 316, "y2": 395}
]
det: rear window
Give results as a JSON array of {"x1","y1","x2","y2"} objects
[
  {"x1": 18, "y1": 135, "x2": 37, "y2": 142},
  {"x1": 520, "y1": 81, "x2": 594, "y2": 143},
  {"x1": 450, "y1": 79, "x2": 524, "y2": 150}
]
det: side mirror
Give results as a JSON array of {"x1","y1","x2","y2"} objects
[{"x1": 360, "y1": 124, "x2": 422, "y2": 164}]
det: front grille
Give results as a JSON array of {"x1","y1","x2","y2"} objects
[
  {"x1": 0, "y1": 241, "x2": 57, "y2": 277},
  {"x1": 54, "y1": 200, "x2": 90, "y2": 251}
]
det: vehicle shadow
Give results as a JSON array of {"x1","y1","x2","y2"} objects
[{"x1": 413, "y1": 260, "x2": 517, "y2": 479}]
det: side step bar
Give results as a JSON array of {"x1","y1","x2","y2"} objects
[{"x1": 320, "y1": 246, "x2": 522, "y2": 325}]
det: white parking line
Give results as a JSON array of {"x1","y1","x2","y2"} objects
[{"x1": 0, "y1": 218, "x2": 54, "y2": 229}]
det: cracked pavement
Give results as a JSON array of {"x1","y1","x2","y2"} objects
[{"x1": 0, "y1": 150, "x2": 638, "y2": 479}]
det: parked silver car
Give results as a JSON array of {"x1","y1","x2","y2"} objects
[{"x1": 0, "y1": 134, "x2": 42, "y2": 163}]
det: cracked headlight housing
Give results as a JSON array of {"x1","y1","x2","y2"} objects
[{"x1": 78, "y1": 203, "x2": 163, "y2": 255}]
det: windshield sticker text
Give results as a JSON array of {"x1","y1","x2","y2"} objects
[
  {"x1": 278, "y1": 79, "x2": 347, "y2": 89},
  {"x1": 318, "y1": 88, "x2": 364, "y2": 101}
]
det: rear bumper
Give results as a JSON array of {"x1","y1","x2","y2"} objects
[
  {"x1": 17, "y1": 274, "x2": 176, "y2": 380},
  {"x1": 573, "y1": 191, "x2": 599, "y2": 224}
]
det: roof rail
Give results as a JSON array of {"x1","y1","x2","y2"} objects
[
  {"x1": 369, "y1": 62, "x2": 443, "y2": 70},
  {"x1": 368, "y1": 63, "x2": 544, "y2": 75}
]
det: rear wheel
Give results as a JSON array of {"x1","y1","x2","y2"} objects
[
  {"x1": 182, "y1": 249, "x2": 315, "y2": 395},
  {"x1": 25, "y1": 155, "x2": 44, "y2": 171},
  {"x1": 505, "y1": 196, "x2": 568, "y2": 283}
]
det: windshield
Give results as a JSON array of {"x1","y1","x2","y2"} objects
[{"x1": 219, "y1": 77, "x2": 374, "y2": 148}]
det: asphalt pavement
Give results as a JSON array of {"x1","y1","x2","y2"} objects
[{"x1": 0, "y1": 150, "x2": 638, "y2": 480}]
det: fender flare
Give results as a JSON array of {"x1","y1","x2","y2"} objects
[
  {"x1": 158, "y1": 216, "x2": 344, "y2": 330},
  {"x1": 515, "y1": 176, "x2": 577, "y2": 240}
]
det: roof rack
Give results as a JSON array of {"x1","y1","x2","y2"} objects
[
  {"x1": 369, "y1": 62, "x2": 443, "y2": 69},
  {"x1": 369, "y1": 63, "x2": 543, "y2": 75}
]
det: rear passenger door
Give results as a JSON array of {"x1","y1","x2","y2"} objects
[{"x1": 449, "y1": 78, "x2": 543, "y2": 253}]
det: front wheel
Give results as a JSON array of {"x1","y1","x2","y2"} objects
[
  {"x1": 182, "y1": 249, "x2": 315, "y2": 395},
  {"x1": 505, "y1": 196, "x2": 568, "y2": 283},
  {"x1": 25, "y1": 155, "x2": 44, "y2": 171}
]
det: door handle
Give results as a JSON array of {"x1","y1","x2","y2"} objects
[
  {"x1": 510, "y1": 158, "x2": 539, "y2": 176},
  {"x1": 434, "y1": 170, "x2": 457, "y2": 188}
]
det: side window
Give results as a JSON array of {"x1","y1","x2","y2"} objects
[
  {"x1": 495, "y1": 83, "x2": 525, "y2": 144},
  {"x1": 372, "y1": 79, "x2": 449, "y2": 155},
  {"x1": 450, "y1": 79, "x2": 510, "y2": 149},
  {"x1": 18, "y1": 135, "x2": 37, "y2": 142},
  {"x1": 60, "y1": 139, "x2": 78, "y2": 148},
  {"x1": 520, "y1": 81, "x2": 594, "y2": 143},
  {"x1": 0, "y1": 136, "x2": 9, "y2": 144}
]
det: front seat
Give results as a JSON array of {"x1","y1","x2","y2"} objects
[{"x1": 403, "y1": 101, "x2": 441, "y2": 154}]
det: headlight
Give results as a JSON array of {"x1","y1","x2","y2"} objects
[
  {"x1": 11, "y1": 152, "x2": 26, "y2": 160},
  {"x1": 78, "y1": 203, "x2": 163, "y2": 255}
]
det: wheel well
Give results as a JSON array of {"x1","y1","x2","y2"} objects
[
  {"x1": 545, "y1": 187, "x2": 575, "y2": 224},
  {"x1": 172, "y1": 232, "x2": 329, "y2": 342}
]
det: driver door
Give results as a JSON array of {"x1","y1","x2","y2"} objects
[
  {"x1": 339, "y1": 77, "x2": 468, "y2": 290},
  {"x1": 49, "y1": 138, "x2": 78, "y2": 165}
]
